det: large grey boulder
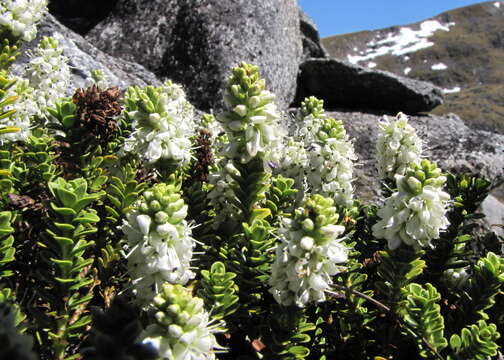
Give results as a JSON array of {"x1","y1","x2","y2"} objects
[
  {"x1": 295, "y1": 58, "x2": 444, "y2": 114},
  {"x1": 86, "y1": 0, "x2": 303, "y2": 111},
  {"x1": 299, "y1": 9, "x2": 328, "y2": 59},
  {"x1": 12, "y1": 14, "x2": 161, "y2": 90},
  {"x1": 324, "y1": 111, "x2": 504, "y2": 201}
]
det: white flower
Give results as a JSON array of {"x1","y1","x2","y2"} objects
[
  {"x1": 1, "y1": 37, "x2": 70, "y2": 141},
  {"x1": 140, "y1": 284, "x2": 223, "y2": 360},
  {"x1": 218, "y1": 62, "x2": 283, "y2": 163},
  {"x1": 206, "y1": 160, "x2": 242, "y2": 232},
  {"x1": 123, "y1": 183, "x2": 196, "y2": 305},
  {"x1": 376, "y1": 112, "x2": 422, "y2": 181},
  {"x1": 24, "y1": 36, "x2": 71, "y2": 118},
  {"x1": 120, "y1": 82, "x2": 196, "y2": 169},
  {"x1": 269, "y1": 195, "x2": 349, "y2": 307},
  {"x1": 0, "y1": 0, "x2": 47, "y2": 42},
  {"x1": 372, "y1": 160, "x2": 450, "y2": 250},
  {"x1": 303, "y1": 117, "x2": 357, "y2": 208}
]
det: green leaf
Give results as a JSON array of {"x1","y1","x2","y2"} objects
[{"x1": 50, "y1": 203, "x2": 77, "y2": 217}]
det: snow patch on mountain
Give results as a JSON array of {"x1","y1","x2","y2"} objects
[
  {"x1": 432, "y1": 63, "x2": 447, "y2": 70},
  {"x1": 347, "y1": 20, "x2": 456, "y2": 64},
  {"x1": 443, "y1": 86, "x2": 461, "y2": 94}
]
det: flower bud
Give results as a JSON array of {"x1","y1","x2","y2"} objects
[{"x1": 233, "y1": 104, "x2": 247, "y2": 117}]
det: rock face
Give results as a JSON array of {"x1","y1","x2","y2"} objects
[
  {"x1": 299, "y1": 9, "x2": 328, "y2": 59},
  {"x1": 322, "y1": 1, "x2": 504, "y2": 132},
  {"x1": 325, "y1": 111, "x2": 504, "y2": 201},
  {"x1": 481, "y1": 195, "x2": 504, "y2": 236},
  {"x1": 12, "y1": 14, "x2": 161, "y2": 90},
  {"x1": 85, "y1": 0, "x2": 303, "y2": 111},
  {"x1": 295, "y1": 59, "x2": 444, "y2": 113}
]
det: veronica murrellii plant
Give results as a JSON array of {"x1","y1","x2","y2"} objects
[
  {"x1": 269, "y1": 194, "x2": 349, "y2": 307},
  {"x1": 123, "y1": 180, "x2": 197, "y2": 305},
  {"x1": 140, "y1": 283, "x2": 223, "y2": 360},
  {"x1": 121, "y1": 81, "x2": 196, "y2": 170},
  {"x1": 217, "y1": 61, "x2": 283, "y2": 163},
  {"x1": 372, "y1": 159, "x2": 451, "y2": 251},
  {"x1": 296, "y1": 97, "x2": 357, "y2": 208},
  {"x1": 376, "y1": 112, "x2": 423, "y2": 182}
]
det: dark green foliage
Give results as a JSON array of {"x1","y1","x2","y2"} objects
[
  {"x1": 426, "y1": 174, "x2": 492, "y2": 280},
  {"x1": 230, "y1": 157, "x2": 271, "y2": 222},
  {"x1": 0, "y1": 211, "x2": 15, "y2": 278},
  {"x1": 0, "y1": 288, "x2": 26, "y2": 330},
  {"x1": 447, "y1": 320, "x2": 500, "y2": 360},
  {"x1": 38, "y1": 177, "x2": 104, "y2": 358},
  {"x1": 265, "y1": 175, "x2": 298, "y2": 223},
  {"x1": 376, "y1": 247, "x2": 426, "y2": 308},
  {"x1": 264, "y1": 306, "x2": 314, "y2": 359},
  {"x1": 402, "y1": 283, "x2": 448, "y2": 357},
  {"x1": 197, "y1": 261, "x2": 239, "y2": 323},
  {"x1": 451, "y1": 252, "x2": 503, "y2": 331}
]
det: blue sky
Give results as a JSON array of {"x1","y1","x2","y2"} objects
[{"x1": 298, "y1": 1, "x2": 484, "y2": 37}]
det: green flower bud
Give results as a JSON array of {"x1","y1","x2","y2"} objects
[{"x1": 302, "y1": 218, "x2": 314, "y2": 231}]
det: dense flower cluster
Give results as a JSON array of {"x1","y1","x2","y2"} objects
[
  {"x1": 141, "y1": 284, "x2": 222, "y2": 360},
  {"x1": 206, "y1": 161, "x2": 242, "y2": 231},
  {"x1": 376, "y1": 112, "x2": 422, "y2": 181},
  {"x1": 121, "y1": 82, "x2": 195, "y2": 168},
  {"x1": 218, "y1": 62, "x2": 283, "y2": 163},
  {"x1": 123, "y1": 183, "x2": 196, "y2": 304},
  {"x1": 307, "y1": 117, "x2": 356, "y2": 208},
  {"x1": 2, "y1": 37, "x2": 70, "y2": 141},
  {"x1": 296, "y1": 97, "x2": 356, "y2": 208},
  {"x1": 269, "y1": 194, "x2": 349, "y2": 307},
  {"x1": 23, "y1": 36, "x2": 71, "y2": 113},
  {"x1": 0, "y1": 0, "x2": 47, "y2": 42},
  {"x1": 295, "y1": 96, "x2": 326, "y2": 145},
  {"x1": 372, "y1": 159, "x2": 451, "y2": 250}
]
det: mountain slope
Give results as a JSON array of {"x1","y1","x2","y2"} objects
[{"x1": 322, "y1": 1, "x2": 504, "y2": 132}]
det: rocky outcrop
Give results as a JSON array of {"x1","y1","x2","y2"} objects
[
  {"x1": 295, "y1": 59, "x2": 444, "y2": 113},
  {"x1": 324, "y1": 111, "x2": 504, "y2": 200},
  {"x1": 299, "y1": 9, "x2": 327, "y2": 59},
  {"x1": 85, "y1": 0, "x2": 303, "y2": 111},
  {"x1": 11, "y1": 14, "x2": 161, "y2": 90}
]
